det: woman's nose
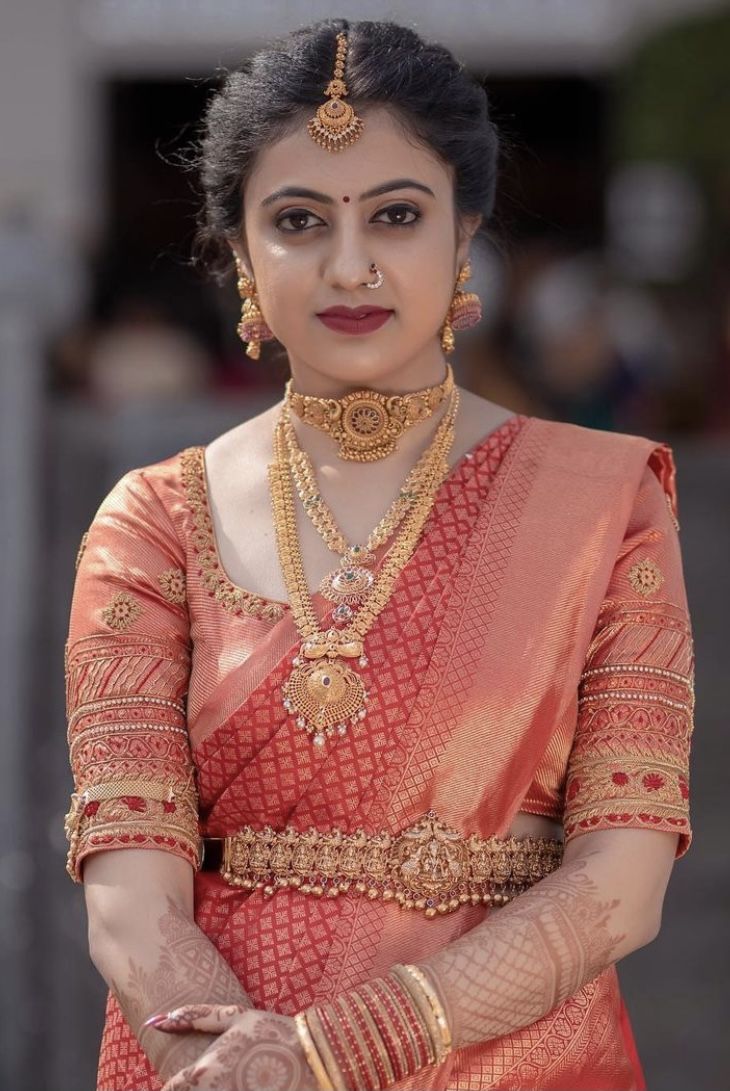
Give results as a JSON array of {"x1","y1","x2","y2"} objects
[{"x1": 322, "y1": 226, "x2": 372, "y2": 292}]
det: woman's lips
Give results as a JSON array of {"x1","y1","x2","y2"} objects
[{"x1": 317, "y1": 310, "x2": 393, "y2": 335}]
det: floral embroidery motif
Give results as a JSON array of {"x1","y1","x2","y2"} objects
[
  {"x1": 158, "y1": 567, "x2": 187, "y2": 605},
  {"x1": 75, "y1": 530, "x2": 89, "y2": 572},
  {"x1": 179, "y1": 446, "x2": 286, "y2": 623},
  {"x1": 627, "y1": 557, "x2": 664, "y2": 597},
  {"x1": 100, "y1": 591, "x2": 143, "y2": 631}
]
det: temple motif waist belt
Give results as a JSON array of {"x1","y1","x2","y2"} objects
[{"x1": 202, "y1": 809, "x2": 564, "y2": 919}]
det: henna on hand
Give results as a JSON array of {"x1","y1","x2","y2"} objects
[
  {"x1": 155, "y1": 1008, "x2": 321, "y2": 1091},
  {"x1": 108, "y1": 894, "x2": 254, "y2": 1080}
]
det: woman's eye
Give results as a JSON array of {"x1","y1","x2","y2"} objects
[
  {"x1": 374, "y1": 204, "x2": 421, "y2": 226},
  {"x1": 274, "y1": 204, "x2": 421, "y2": 233},
  {"x1": 275, "y1": 210, "x2": 324, "y2": 233}
]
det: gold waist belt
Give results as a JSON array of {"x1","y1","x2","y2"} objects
[{"x1": 206, "y1": 809, "x2": 564, "y2": 919}]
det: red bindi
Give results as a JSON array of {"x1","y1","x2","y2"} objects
[{"x1": 342, "y1": 195, "x2": 350, "y2": 202}]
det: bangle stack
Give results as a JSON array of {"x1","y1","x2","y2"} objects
[{"x1": 295, "y1": 963, "x2": 452, "y2": 1091}]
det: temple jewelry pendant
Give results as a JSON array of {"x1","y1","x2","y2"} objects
[
  {"x1": 318, "y1": 563, "x2": 374, "y2": 604},
  {"x1": 281, "y1": 628, "x2": 369, "y2": 748}
]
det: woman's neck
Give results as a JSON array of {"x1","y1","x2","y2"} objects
[{"x1": 285, "y1": 347, "x2": 450, "y2": 400}]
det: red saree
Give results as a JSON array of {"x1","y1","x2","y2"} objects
[{"x1": 64, "y1": 412, "x2": 693, "y2": 1090}]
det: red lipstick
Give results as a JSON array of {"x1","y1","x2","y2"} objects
[{"x1": 317, "y1": 305, "x2": 393, "y2": 335}]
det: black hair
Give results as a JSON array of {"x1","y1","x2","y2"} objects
[{"x1": 186, "y1": 17, "x2": 501, "y2": 285}]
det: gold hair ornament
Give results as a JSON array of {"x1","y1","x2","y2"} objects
[{"x1": 308, "y1": 32, "x2": 364, "y2": 152}]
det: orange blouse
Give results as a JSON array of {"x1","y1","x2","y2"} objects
[{"x1": 64, "y1": 415, "x2": 693, "y2": 885}]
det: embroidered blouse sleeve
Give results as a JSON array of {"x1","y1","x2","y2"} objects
[
  {"x1": 63, "y1": 466, "x2": 201, "y2": 883},
  {"x1": 563, "y1": 444, "x2": 695, "y2": 859}
]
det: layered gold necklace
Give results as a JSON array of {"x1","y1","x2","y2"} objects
[
  {"x1": 280, "y1": 401, "x2": 451, "y2": 623},
  {"x1": 269, "y1": 387, "x2": 460, "y2": 747}
]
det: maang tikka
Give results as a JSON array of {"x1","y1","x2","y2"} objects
[{"x1": 308, "y1": 31, "x2": 364, "y2": 152}]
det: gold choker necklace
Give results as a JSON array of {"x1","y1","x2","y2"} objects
[{"x1": 284, "y1": 364, "x2": 455, "y2": 461}]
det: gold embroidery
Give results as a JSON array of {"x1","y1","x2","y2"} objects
[
  {"x1": 64, "y1": 632, "x2": 198, "y2": 882},
  {"x1": 218, "y1": 809, "x2": 564, "y2": 919},
  {"x1": 665, "y1": 490, "x2": 680, "y2": 532},
  {"x1": 627, "y1": 557, "x2": 664, "y2": 596},
  {"x1": 158, "y1": 566, "x2": 187, "y2": 605},
  {"x1": 179, "y1": 446, "x2": 286, "y2": 622},
  {"x1": 566, "y1": 602, "x2": 694, "y2": 856},
  {"x1": 100, "y1": 591, "x2": 143, "y2": 631},
  {"x1": 75, "y1": 531, "x2": 89, "y2": 571},
  {"x1": 65, "y1": 781, "x2": 200, "y2": 882}
]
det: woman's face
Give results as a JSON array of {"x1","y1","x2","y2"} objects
[{"x1": 230, "y1": 106, "x2": 481, "y2": 394}]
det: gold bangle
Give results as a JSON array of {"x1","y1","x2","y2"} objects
[
  {"x1": 294, "y1": 1011, "x2": 335, "y2": 1091},
  {"x1": 397, "y1": 964, "x2": 452, "y2": 1057},
  {"x1": 304, "y1": 1006, "x2": 349, "y2": 1090},
  {"x1": 389, "y1": 965, "x2": 443, "y2": 1064}
]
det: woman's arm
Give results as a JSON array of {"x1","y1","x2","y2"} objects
[
  {"x1": 83, "y1": 848, "x2": 253, "y2": 1081},
  {"x1": 147, "y1": 827, "x2": 679, "y2": 1089},
  {"x1": 416, "y1": 826, "x2": 678, "y2": 1050}
]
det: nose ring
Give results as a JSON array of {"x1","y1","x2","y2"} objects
[{"x1": 364, "y1": 262, "x2": 384, "y2": 289}]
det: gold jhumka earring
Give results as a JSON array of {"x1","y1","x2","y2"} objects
[
  {"x1": 440, "y1": 259, "x2": 483, "y2": 354},
  {"x1": 235, "y1": 255, "x2": 275, "y2": 359}
]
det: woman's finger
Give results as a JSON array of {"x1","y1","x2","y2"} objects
[{"x1": 143, "y1": 1001, "x2": 251, "y2": 1034}]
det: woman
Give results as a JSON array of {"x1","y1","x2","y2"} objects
[{"x1": 63, "y1": 18, "x2": 694, "y2": 1091}]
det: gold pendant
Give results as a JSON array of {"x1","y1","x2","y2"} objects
[
  {"x1": 281, "y1": 628, "x2": 369, "y2": 747},
  {"x1": 318, "y1": 564, "x2": 374, "y2": 604}
]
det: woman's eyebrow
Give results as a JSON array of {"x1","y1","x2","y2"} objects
[{"x1": 260, "y1": 178, "x2": 435, "y2": 207}]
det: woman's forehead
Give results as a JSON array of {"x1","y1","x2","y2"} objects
[{"x1": 244, "y1": 108, "x2": 450, "y2": 202}]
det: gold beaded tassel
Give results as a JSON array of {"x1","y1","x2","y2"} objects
[{"x1": 308, "y1": 32, "x2": 364, "y2": 152}]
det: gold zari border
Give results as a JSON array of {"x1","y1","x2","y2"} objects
[{"x1": 216, "y1": 809, "x2": 564, "y2": 919}]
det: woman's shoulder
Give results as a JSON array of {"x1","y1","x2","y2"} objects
[
  {"x1": 100, "y1": 447, "x2": 199, "y2": 517},
  {"x1": 526, "y1": 414, "x2": 674, "y2": 473}
]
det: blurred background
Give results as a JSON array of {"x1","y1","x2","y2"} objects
[{"x1": 1, "y1": 1, "x2": 728, "y2": 1088}]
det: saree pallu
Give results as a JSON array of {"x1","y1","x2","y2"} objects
[{"x1": 64, "y1": 413, "x2": 694, "y2": 1090}]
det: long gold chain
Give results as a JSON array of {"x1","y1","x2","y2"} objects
[
  {"x1": 268, "y1": 387, "x2": 460, "y2": 747},
  {"x1": 281, "y1": 399, "x2": 457, "y2": 572}
]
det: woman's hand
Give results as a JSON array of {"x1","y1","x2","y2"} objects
[{"x1": 148, "y1": 1003, "x2": 321, "y2": 1091}]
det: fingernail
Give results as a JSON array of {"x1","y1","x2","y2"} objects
[{"x1": 142, "y1": 1013, "x2": 170, "y2": 1029}]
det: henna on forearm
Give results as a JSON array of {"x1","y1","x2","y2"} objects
[
  {"x1": 416, "y1": 854, "x2": 631, "y2": 1051},
  {"x1": 99, "y1": 893, "x2": 253, "y2": 1081}
]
